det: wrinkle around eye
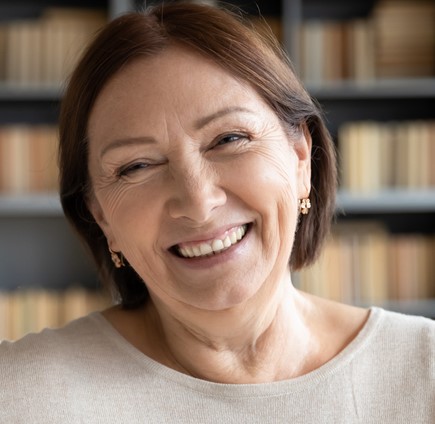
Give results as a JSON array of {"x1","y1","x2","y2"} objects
[
  {"x1": 214, "y1": 133, "x2": 251, "y2": 147},
  {"x1": 118, "y1": 161, "x2": 151, "y2": 177},
  {"x1": 117, "y1": 160, "x2": 168, "y2": 185}
]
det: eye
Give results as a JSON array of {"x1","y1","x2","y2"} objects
[
  {"x1": 215, "y1": 132, "x2": 250, "y2": 146},
  {"x1": 117, "y1": 161, "x2": 150, "y2": 178}
]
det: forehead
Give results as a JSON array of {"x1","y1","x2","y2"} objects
[{"x1": 87, "y1": 45, "x2": 269, "y2": 139}]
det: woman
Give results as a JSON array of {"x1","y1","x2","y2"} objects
[{"x1": 1, "y1": 2, "x2": 434, "y2": 422}]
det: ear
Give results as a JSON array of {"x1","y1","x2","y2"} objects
[
  {"x1": 87, "y1": 193, "x2": 120, "y2": 252},
  {"x1": 295, "y1": 124, "x2": 312, "y2": 199}
]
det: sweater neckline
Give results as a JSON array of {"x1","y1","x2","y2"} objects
[{"x1": 90, "y1": 306, "x2": 383, "y2": 398}]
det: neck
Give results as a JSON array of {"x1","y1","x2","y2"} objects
[{"x1": 145, "y1": 272, "x2": 316, "y2": 384}]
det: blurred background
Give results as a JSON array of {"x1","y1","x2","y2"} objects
[{"x1": 0, "y1": 0, "x2": 434, "y2": 340}]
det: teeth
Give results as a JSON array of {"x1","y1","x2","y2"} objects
[
  {"x1": 177, "y1": 225, "x2": 248, "y2": 258},
  {"x1": 223, "y1": 236, "x2": 232, "y2": 248},
  {"x1": 199, "y1": 243, "x2": 213, "y2": 255},
  {"x1": 211, "y1": 239, "x2": 224, "y2": 252}
]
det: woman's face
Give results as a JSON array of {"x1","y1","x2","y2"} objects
[{"x1": 87, "y1": 46, "x2": 311, "y2": 312}]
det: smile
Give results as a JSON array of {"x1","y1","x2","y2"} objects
[{"x1": 174, "y1": 224, "x2": 249, "y2": 258}]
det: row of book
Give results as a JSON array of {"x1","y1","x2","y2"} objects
[
  {"x1": 0, "y1": 125, "x2": 59, "y2": 193},
  {"x1": 338, "y1": 120, "x2": 435, "y2": 193},
  {"x1": 294, "y1": 222, "x2": 435, "y2": 305},
  {"x1": 299, "y1": 19, "x2": 376, "y2": 83},
  {"x1": 0, "y1": 8, "x2": 106, "y2": 87},
  {"x1": 373, "y1": 0, "x2": 435, "y2": 78},
  {"x1": 0, "y1": 287, "x2": 110, "y2": 341},
  {"x1": 299, "y1": 0, "x2": 435, "y2": 83},
  {"x1": 2, "y1": 226, "x2": 433, "y2": 341},
  {"x1": 1, "y1": 120, "x2": 434, "y2": 195},
  {"x1": 0, "y1": 4, "x2": 284, "y2": 89}
]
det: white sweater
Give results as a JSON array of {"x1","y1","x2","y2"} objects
[{"x1": 1, "y1": 307, "x2": 434, "y2": 423}]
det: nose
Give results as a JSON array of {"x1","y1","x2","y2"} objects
[{"x1": 166, "y1": 161, "x2": 227, "y2": 223}]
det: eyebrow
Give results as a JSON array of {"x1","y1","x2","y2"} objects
[
  {"x1": 100, "y1": 106, "x2": 255, "y2": 158},
  {"x1": 194, "y1": 106, "x2": 255, "y2": 130},
  {"x1": 100, "y1": 136, "x2": 157, "y2": 159}
]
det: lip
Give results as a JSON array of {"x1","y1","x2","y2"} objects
[{"x1": 167, "y1": 223, "x2": 252, "y2": 269}]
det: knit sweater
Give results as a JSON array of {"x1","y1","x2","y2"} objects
[{"x1": 1, "y1": 307, "x2": 434, "y2": 423}]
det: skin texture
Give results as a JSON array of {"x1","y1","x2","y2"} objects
[{"x1": 87, "y1": 46, "x2": 368, "y2": 383}]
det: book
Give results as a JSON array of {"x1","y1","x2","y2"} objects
[
  {"x1": 373, "y1": 0, "x2": 435, "y2": 77},
  {"x1": 0, "y1": 125, "x2": 58, "y2": 194},
  {"x1": 2, "y1": 7, "x2": 106, "y2": 87},
  {"x1": 294, "y1": 222, "x2": 435, "y2": 306},
  {"x1": 0, "y1": 287, "x2": 110, "y2": 341},
  {"x1": 339, "y1": 120, "x2": 435, "y2": 192},
  {"x1": 298, "y1": 0, "x2": 435, "y2": 83}
]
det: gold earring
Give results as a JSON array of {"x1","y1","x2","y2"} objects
[
  {"x1": 109, "y1": 247, "x2": 125, "y2": 268},
  {"x1": 299, "y1": 198, "x2": 311, "y2": 215}
]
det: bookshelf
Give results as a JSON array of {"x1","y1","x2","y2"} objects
[
  {"x1": 0, "y1": 0, "x2": 434, "y2": 341},
  {"x1": 0, "y1": 0, "x2": 131, "y2": 340},
  {"x1": 287, "y1": 0, "x2": 435, "y2": 318}
]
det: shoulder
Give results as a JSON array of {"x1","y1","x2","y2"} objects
[
  {"x1": 355, "y1": 307, "x2": 435, "y2": 382},
  {"x1": 1, "y1": 311, "x2": 103, "y2": 347},
  {"x1": 0, "y1": 311, "x2": 129, "y2": 418},
  {"x1": 347, "y1": 308, "x2": 435, "y2": 419},
  {"x1": 0, "y1": 312, "x2": 107, "y2": 380},
  {"x1": 0, "y1": 311, "x2": 150, "y2": 421},
  {"x1": 371, "y1": 307, "x2": 435, "y2": 350}
]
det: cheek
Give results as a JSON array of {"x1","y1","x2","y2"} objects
[
  {"x1": 244, "y1": 149, "x2": 298, "y2": 263},
  {"x1": 96, "y1": 183, "x2": 163, "y2": 254},
  {"x1": 231, "y1": 148, "x2": 299, "y2": 216}
]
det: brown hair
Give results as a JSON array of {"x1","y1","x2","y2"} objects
[{"x1": 59, "y1": 1, "x2": 337, "y2": 308}]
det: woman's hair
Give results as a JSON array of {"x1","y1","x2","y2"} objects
[{"x1": 59, "y1": 1, "x2": 337, "y2": 308}]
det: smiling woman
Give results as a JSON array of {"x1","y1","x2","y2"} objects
[
  {"x1": 1, "y1": 2, "x2": 434, "y2": 423},
  {"x1": 59, "y1": 5, "x2": 337, "y2": 309}
]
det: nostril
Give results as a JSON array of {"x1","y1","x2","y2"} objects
[{"x1": 167, "y1": 179, "x2": 227, "y2": 222}]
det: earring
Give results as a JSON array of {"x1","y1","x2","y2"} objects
[
  {"x1": 109, "y1": 247, "x2": 125, "y2": 268},
  {"x1": 299, "y1": 198, "x2": 311, "y2": 215}
]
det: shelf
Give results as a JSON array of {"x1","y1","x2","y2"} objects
[
  {"x1": 0, "y1": 193, "x2": 62, "y2": 216},
  {"x1": 370, "y1": 299, "x2": 435, "y2": 318},
  {"x1": 337, "y1": 189, "x2": 435, "y2": 214},
  {"x1": 1, "y1": 189, "x2": 435, "y2": 217},
  {"x1": 0, "y1": 84, "x2": 62, "y2": 101},
  {"x1": 306, "y1": 78, "x2": 435, "y2": 100}
]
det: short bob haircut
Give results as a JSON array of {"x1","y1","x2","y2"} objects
[{"x1": 59, "y1": 1, "x2": 337, "y2": 308}]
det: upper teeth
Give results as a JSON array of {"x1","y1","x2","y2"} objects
[{"x1": 177, "y1": 225, "x2": 247, "y2": 258}]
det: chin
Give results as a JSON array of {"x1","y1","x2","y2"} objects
[{"x1": 183, "y1": 278, "x2": 268, "y2": 312}]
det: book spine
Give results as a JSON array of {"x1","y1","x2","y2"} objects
[
  {"x1": 2, "y1": 8, "x2": 106, "y2": 86},
  {"x1": 0, "y1": 288, "x2": 110, "y2": 341},
  {"x1": 339, "y1": 120, "x2": 435, "y2": 192},
  {"x1": 0, "y1": 125, "x2": 59, "y2": 194},
  {"x1": 294, "y1": 225, "x2": 435, "y2": 306},
  {"x1": 299, "y1": 1, "x2": 435, "y2": 83}
]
